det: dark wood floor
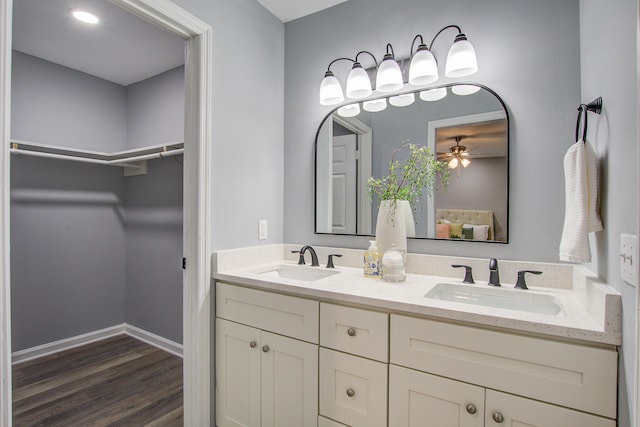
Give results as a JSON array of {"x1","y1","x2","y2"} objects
[{"x1": 12, "y1": 334, "x2": 183, "y2": 426}]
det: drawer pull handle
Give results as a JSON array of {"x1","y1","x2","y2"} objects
[
  {"x1": 249, "y1": 341, "x2": 257, "y2": 348},
  {"x1": 347, "y1": 327, "x2": 357, "y2": 337},
  {"x1": 492, "y1": 412, "x2": 504, "y2": 423},
  {"x1": 346, "y1": 388, "x2": 355, "y2": 397},
  {"x1": 465, "y1": 403, "x2": 477, "y2": 415},
  {"x1": 262, "y1": 345, "x2": 270, "y2": 353}
]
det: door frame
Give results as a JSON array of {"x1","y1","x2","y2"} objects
[{"x1": 0, "y1": 0, "x2": 213, "y2": 425}]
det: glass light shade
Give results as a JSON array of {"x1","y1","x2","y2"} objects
[
  {"x1": 409, "y1": 48, "x2": 439, "y2": 86},
  {"x1": 448, "y1": 157, "x2": 459, "y2": 169},
  {"x1": 389, "y1": 93, "x2": 415, "y2": 107},
  {"x1": 445, "y1": 37, "x2": 478, "y2": 78},
  {"x1": 337, "y1": 103, "x2": 361, "y2": 118},
  {"x1": 319, "y1": 72, "x2": 344, "y2": 106},
  {"x1": 461, "y1": 158, "x2": 471, "y2": 168},
  {"x1": 452, "y1": 84, "x2": 481, "y2": 96},
  {"x1": 346, "y1": 64, "x2": 372, "y2": 99},
  {"x1": 363, "y1": 98, "x2": 387, "y2": 112},
  {"x1": 376, "y1": 56, "x2": 404, "y2": 93},
  {"x1": 419, "y1": 87, "x2": 447, "y2": 102}
]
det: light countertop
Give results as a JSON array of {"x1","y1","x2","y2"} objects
[{"x1": 212, "y1": 245, "x2": 621, "y2": 347}]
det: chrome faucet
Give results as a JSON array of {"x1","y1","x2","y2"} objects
[
  {"x1": 488, "y1": 258, "x2": 501, "y2": 286},
  {"x1": 292, "y1": 245, "x2": 320, "y2": 267}
]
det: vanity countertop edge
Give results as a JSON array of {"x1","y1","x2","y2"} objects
[{"x1": 212, "y1": 244, "x2": 622, "y2": 347}]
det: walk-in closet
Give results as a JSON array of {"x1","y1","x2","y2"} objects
[{"x1": 9, "y1": 0, "x2": 186, "y2": 423}]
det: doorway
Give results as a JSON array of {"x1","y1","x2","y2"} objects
[{"x1": 0, "y1": 0, "x2": 212, "y2": 424}]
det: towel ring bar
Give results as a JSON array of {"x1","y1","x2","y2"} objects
[{"x1": 575, "y1": 96, "x2": 603, "y2": 143}]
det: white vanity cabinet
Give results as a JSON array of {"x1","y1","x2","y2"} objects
[
  {"x1": 390, "y1": 314, "x2": 617, "y2": 427},
  {"x1": 215, "y1": 283, "x2": 319, "y2": 427},
  {"x1": 214, "y1": 281, "x2": 618, "y2": 427}
]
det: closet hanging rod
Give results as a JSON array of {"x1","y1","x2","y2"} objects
[{"x1": 10, "y1": 148, "x2": 140, "y2": 168}]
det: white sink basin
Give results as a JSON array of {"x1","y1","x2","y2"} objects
[
  {"x1": 425, "y1": 283, "x2": 563, "y2": 315},
  {"x1": 257, "y1": 264, "x2": 340, "y2": 282}
]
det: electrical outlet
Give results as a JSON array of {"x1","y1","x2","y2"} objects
[
  {"x1": 620, "y1": 234, "x2": 637, "y2": 286},
  {"x1": 259, "y1": 220, "x2": 268, "y2": 240}
]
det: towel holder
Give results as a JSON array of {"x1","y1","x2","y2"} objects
[{"x1": 575, "y1": 96, "x2": 603, "y2": 142}]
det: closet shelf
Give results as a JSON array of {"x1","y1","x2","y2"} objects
[{"x1": 9, "y1": 139, "x2": 184, "y2": 169}]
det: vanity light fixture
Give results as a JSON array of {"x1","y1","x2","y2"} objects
[
  {"x1": 419, "y1": 87, "x2": 447, "y2": 101},
  {"x1": 318, "y1": 25, "x2": 478, "y2": 106},
  {"x1": 337, "y1": 103, "x2": 361, "y2": 118},
  {"x1": 389, "y1": 93, "x2": 415, "y2": 107},
  {"x1": 409, "y1": 35, "x2": 439, "y2": 85},
  {"x1": 346, "y1": 51, "x2": 378, "y2": 99},
  {"x1": 72, "y1": 9, "x2": 100, "y2": 24},
  {"x1": 363, "y1": 98, "x2": 387, "y2": 112},
  {"x1": 452, "y1": 84, "x2": 481, "y2": 96},
  {"x1": 376, "y1": 44, "x2": 404, "y2": 93}
]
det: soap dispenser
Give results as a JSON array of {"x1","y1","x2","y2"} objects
[{"x1": 363, "y1": 240, "x2": 381, "y2": 278}]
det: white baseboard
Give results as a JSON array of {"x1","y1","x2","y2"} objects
[
  {"x1": 12, "y1": 323, "x2": 183, "y2": 364},
  {"x1": 123, "y1": 324, "x2": 183, "y2": 358}
]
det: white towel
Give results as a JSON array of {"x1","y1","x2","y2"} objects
[{"x1": 559, "y1": 139, "x2": 603, "y2": 263}]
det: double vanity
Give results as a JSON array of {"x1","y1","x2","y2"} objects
[{"x1": 212, "y1": 244, "x2": 621, "y2": 427}]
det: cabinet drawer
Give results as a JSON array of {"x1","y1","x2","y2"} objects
[
  {"x1": 320, "y1": 303, "x2": 388, "y2": 362},
  {"x1": 390, "y1": 314, "x2": 617, "y2": 419},
  {"x1": 216, "y1": 282, "x2": 319, "y2": 343},
  {"x1": 319, "y1": 348, "x2": 387, "y2": 427}
]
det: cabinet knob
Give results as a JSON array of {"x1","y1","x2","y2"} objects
[
  {"x1": 346, "y1": 388, "x2": 355, "y2": 397},
  {"x1": 492, "y1": 412, "x2": 504, "y2": 423},
  {"x1": 465, "y1": 403, "x2": 477, "y2": 415},
  {"x1": 347, "y1": 327, "x2": 356, "y2": 337},
  {"x1": 262, "y1": 345, "x2": 270, "y2": 353},
  {"x1": 249, "y1": 341, "x2": 257, "y2": 348}
]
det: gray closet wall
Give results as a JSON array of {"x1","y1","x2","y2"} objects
[{"x1": 10, "y1": 51, "x2": 184, "y2": 351}]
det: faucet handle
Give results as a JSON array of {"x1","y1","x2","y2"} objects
[
  {"x1": 326, "y1": 254, "x2": 342, "y2": 268},
  {"x1": 451, "y1": 265, "x2": 475, "y2": 284},
  {"x1": 291, "y1": 250, "x2": 305, "y2": 265},
  {"x1": 515, "y1": 270, "x2": 542, "y2": 290}
]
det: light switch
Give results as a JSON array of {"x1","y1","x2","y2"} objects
[
  {"x1": 259, "y1": 220, "x2": 268, "y2": 240},
  {"x1": 620, "y1": 233, "x2": 637, "y2": 286}
]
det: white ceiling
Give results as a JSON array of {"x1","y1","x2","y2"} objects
[
  {"x1": 12, "y1": 0, "x2": 186, "y2": 86},
  {"x1": 256, "y1": 0, "x2": 350, "y2": 22},
  {"x1": 12, "y1": 0, "x2": 347, "y2": 86}
]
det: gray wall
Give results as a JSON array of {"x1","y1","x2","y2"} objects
[
  {"x1": 173, "y1": 0, "x2": 285, "y2": 251},
  {"x1": 126, "y1": 66, "x2": 185, "y2": 149},
  {"x1": 10, "y1": 53, "x2": 185, "y2": 349},
  {"x1": 580, "y1": 1, "x2": 638, "y2": 425},
  {"x1": 10, "y1": 157, "x2": 126, "y2": 351},
  {"x1": 124, "y1": 157, "x2": 183, "y2": 343},
  {"x1": 11, "y1": 51, "x2": 127, "y2": 152},
  {"x1": 284, "y1": 0, "x2": 581, "y2": 261}
]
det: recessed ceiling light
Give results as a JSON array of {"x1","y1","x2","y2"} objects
[{"x1": 72, "y1": 10, "x2": 100, "y2": 24}]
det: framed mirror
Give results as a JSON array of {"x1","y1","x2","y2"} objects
[{"x1": 315, "y1": 83, "x2": 509, "y2": 243}]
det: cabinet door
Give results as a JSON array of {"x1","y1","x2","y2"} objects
[
  {"x1": 389, "y1": 365, "x2": 484, "y2": 427},
  {"x1": 216, "y1": 319, "x2": 261, "y2": 427},
  {"x1": 261, "y1": 331, "x2": 318, "y2": 427},
  {"x1": 319, "y1": 348, "x2": 387, "y2": 427},
  {"x1": 485, "y1": 390, "x2": 616, "y2": 427}
]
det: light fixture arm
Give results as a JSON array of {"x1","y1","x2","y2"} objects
[
  {"x1": 429, "y1": 24, "x2": 463, "y2": 51},
  {"x1": 325, "y1": 57, "x2": 355, "y2": 73},
  {"x1": 410, "y1": 34, "x2": 427, "y2": 56},
  {"x1": 385, "y1": 43, "x2": 396, "y2": 58},
  {"x1": 354, "y1": 50, "x2": 378, "y2": 68}
]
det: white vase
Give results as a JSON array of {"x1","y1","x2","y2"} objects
[{"x1": 375, "y1": 200, "x2": 409, "y2": 256}]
